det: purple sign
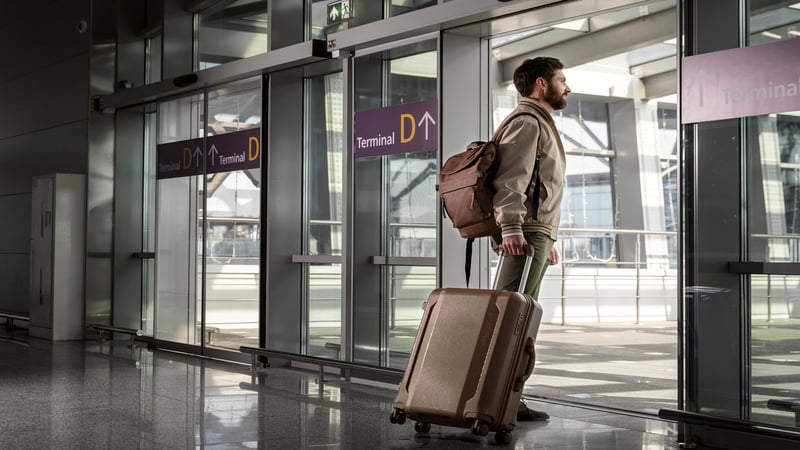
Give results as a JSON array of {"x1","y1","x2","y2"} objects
[
  {"x1": 682, "y1": 38, "x2": 800, "y2": 124},
  {"x1": 354, "y1": 100, "x2": 438, "y2": 158},
  {"x1": 157, "y1": 128, "x2": 261, "y2": 179}
]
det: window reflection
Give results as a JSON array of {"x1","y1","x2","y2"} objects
[
  {"x1": 202, "y1": 78, "x2": 262, "y2": 350},
  {"x1": 198, "y1": 0, "x2": 268, "y2": 70},
  {"x1": 489, "y1": 0, "x2": 678, "y2": 413}
]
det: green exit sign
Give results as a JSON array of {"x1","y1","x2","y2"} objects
[{"x1": 327, "y1": 0, "x2": 352, "y2": 25}]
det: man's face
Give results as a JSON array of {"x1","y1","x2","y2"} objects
[{"x1": 543, "y1": 69, "x2": 570, "y2": 110}]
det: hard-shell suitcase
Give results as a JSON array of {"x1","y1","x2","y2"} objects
[{"x1": 390, "y1": 254, "x2": 543, "y2": 445}]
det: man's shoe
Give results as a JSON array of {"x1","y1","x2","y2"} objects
[{"x1": 516, "y1": 402, "x2": 550, "y2": 421}]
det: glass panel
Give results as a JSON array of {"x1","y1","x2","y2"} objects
[
  {"x1": 748, "y1": 0, "x2": 800, "y2": 425},
  {"x1": 305, "y1": 72, "x2": 343, "y2": 358},
  {"x1": 488, "y1": 1, "x2": 678, "y2": 414},
  {"x1": 146, "y1": 34, "x2": 162, "y2": 84},
  {"x1": 386, "y1": 150, "x2": 437, "y2": 369},
  {"x1": 353, "y1": 40, "x2": 437, "y2": 368},
  {"x1": 198, "y1": 0, "x2": 268, "y2": 70},
  {"x1": 749, "y1": 2, "x2": 800, "y2": 47},
  {"x1": 748, "y1": 111, "x2": 800, "y2": 428},
  {"x1": 156, "y1": 94, "x2": 204, "y2": 344},
  {"x1": 143, "y1": 106, "x2": 157, "y2": 336},
  {"x1": 751, "y1": 274, "x2": 800, "y2": 427},
  {"x1": 307, "y1": 263, "x2": 343, "y2": 358},
  {"x1": 389, "y1": 0, "x2": 436, "y2": 18},
  {"x1": 384, "y1": 48, "x2": 437, "y2": 368},
  {"x1": 204, "y1": 78, "x2": 262, "y2": 350}
]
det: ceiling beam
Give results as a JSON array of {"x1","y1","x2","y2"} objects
[
  {"x1": 642, "y1": 70, "x2": 676, "y2": 100},
  {"x1": 501, "y1": 7, "x2": 676, "y2": 82}
]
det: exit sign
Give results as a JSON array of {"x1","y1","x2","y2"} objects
[{"x1": 327, "y1": 0, "x2": 352, "y2": 25}]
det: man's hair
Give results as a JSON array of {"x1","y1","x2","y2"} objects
[{"x1": 513, "y1": 57, "x2": 564, "y2": 97}]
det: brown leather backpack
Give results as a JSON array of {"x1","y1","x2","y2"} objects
[{"x1": 438, "y1": 112, "x2": 540, "y2": 285}]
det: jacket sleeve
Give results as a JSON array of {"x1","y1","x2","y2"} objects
[{"x1": 492, "y1": 117, "x2": 540, "y2": 236}]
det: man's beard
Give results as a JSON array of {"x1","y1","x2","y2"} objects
[{"x1": 545, "y1": 84, "x2": 567, "y2": 110}]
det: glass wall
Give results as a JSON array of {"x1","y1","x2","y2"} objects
[
  {"x1": 353, "y1": 40, "x2": 438, "y2": 369},
  {"x1": 143, "y1": 105, "x2": 157, "y2": 336},
  {"x1": 304, "y1": 71, "x2": 344, "y2": 358},
  {"x1": 197, "y1": 0, "x2": 268, "y2": 70},
  {"x1": 488, "y1": 0, "x2": 678, "y2": 413},
  {"x1": 156, "y1": 93, "x2": 204, "y2": 344},
  {"x1": 746, "y1": 1, "x2": 800, "y2": 429}
]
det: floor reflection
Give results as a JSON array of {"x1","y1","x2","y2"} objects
[{"x1": 0, "y1": 334, "x2": 679, "y2": 449}]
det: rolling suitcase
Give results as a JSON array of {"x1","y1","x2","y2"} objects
[{"x1": 390, "y1": 254, "x2": 543, "y2": 445}]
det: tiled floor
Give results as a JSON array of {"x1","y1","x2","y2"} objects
[{"x1": 0, "y1": 335, "x2": 679, "y2": 449}]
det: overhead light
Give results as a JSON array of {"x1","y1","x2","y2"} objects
[
  {"x1": 790, "y1": 3, "x2": 800, "y2": 10},
  {"x1": 789, "y1": 30, "x2": 800, "y2": 37},
  {"x1": 214, "y1": 113, "x2": 238, "y2": 122},
  {"x1": 761, "y1": 31, "x2": 782, "y2": 39}
]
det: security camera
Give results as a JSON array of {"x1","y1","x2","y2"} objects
[{"x1": 76, "y1": 20, "x2": 88, "y2": 34}]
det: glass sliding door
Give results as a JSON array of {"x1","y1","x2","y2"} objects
[
  {"x1": 747, "y1": 111, "x2": 800, "y2": 428},
  {"x1": 304, "y1": 71, "x2": 344, "y2": 358},
  {"x1": 153, "y1": 78, "x2": 262, "y2": 351},
  {"x1": 203, "y1": 78, "x2": 262, "y2": 350},
  {"x1": 352, "y1": 40, "x2": 438, "y2": 368},
  {"x1": 156, "y1": 93, "x2": 204, "y2": 345},
  {"x1": 746, "y1": 2, "x2": 800, "y2": 429},
  {"x1": 143, "y1": 104, "x2": 157, "y2": 336}
]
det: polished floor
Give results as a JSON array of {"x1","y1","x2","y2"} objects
[{"x1": 0, "y1": 331, "x2": 680, "y2": 450}]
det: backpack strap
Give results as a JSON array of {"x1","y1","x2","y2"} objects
[
  {"x1": 465, "y1": 237, "x2": 475, "y2": 286},
  {"x1": 531, "y1": 157, "x2": 541, "y2": 220}
]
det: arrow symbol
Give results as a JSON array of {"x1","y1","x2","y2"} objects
[
  {"x1": 418, "y1": 111, "x2": 436, "y2": 141},
  {"x1": 208, "y1": 144, "x2": 219, "y2": 165},
  {"x1": 329, "y1": 6, "x2": 339, "y2": 21},
  {"x1": 193, "y1": 146, "x2": 202, "y2": 168}
]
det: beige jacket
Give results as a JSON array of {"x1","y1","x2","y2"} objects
[{"x1": 492, "y1": 98, "x2": 566, "y2": 241}]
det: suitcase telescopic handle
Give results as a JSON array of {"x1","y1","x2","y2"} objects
[{"x1": 492, "y1": 252, "x2": 534, "y2": 293}]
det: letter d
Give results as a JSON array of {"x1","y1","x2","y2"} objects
[
  {"x1": 183, "y1": 147, "x2": 192, "y2": 169},
  {"x1": 248, "y1": 136, "x2": 260, "y2": 161},
  {"x1": 400, "y1": 113, "x2": 415, "y2": 143}
]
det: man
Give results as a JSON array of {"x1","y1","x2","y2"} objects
[{"x1": 492, "y1": 57, "x2": 570, "y2": 421}]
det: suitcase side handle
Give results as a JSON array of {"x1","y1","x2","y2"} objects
[{"x1": 513, "y1": 336, "x2": 536, "y2": 392}]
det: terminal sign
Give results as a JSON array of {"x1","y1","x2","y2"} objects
[
  {"x1": 682, "y1": 37, "x2": 800, "y2": 124},
  {"x1": 157, "y1": 128, "x2": 261, "y2": 179},
  {"x1": 354, "y1": 100, "x2": 438, "y2": 158}
]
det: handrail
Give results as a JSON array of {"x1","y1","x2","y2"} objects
[
  {"x1": 0, "y1": 312, "x2": 29, "y2": 330},
  {"x1": 659, "y1": 408, "x2": 800, "y2": 442},
  {"x1": 559, "y1": 227, "x2": 676, "y2": 237},
  {"x1": 240, "y1": 345, "x2": 403, "y2": 384},
  {"x1": 88, "y1": 323, "x2": 153, "y2": 347}
]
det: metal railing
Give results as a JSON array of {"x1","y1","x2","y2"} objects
[{"x1": 554, "y1": 227, "x2": 677, "y2": 325}]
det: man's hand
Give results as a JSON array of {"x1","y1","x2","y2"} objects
[
  {"x1": 501, "y1": 235, "x2": 533, "y2": 256},
  {"x1": 549, "y1": 246, "x2": 559, "y2": 265}
]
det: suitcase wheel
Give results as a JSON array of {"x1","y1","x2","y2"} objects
[
  {"x1": 471, "y1": 420, "x2": 489, "y2": 436},
  {"x1": 413, "y1": 421, "x2": 431, "y2": 434},
  {"x1": 389, "y1": 409, "x2": 406, "y2": 425},
  {"x1": 495, "y1": 431, "x2": 512, "y2": 445}
]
